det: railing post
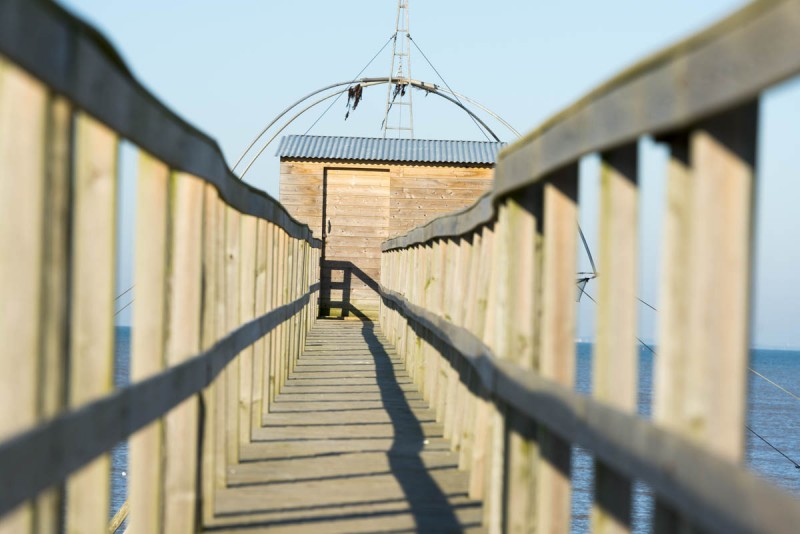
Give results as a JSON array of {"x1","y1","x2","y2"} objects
[
  {"x1": 536, "y1": 163, "x2": 579, "y2": 533},
  {"x1": 427, "y1": 240, "x2": 446, "y2": 414},
  {"x1": 437, "y1": 240, "x2": 452, "y2": 420},
  {"x1": 440, "y1": 238, "x2": 459, "y2": 439},
  {"x1": 36, "y1": 95, "x2": 73, "y2": 533},
  {"x1": 213, "y1": 196, "x2": 228, "y2": 493},
  {"x1": 487, "y1": 203, "x2": 509, "y2": 532},
  {"x1": 686, "y1": 102, "x2": 758, "y2": 461},
  {"x1": 277, "y1": 230, "x2": 288, "y2": 393},
  {"x1": 285, "y1": 236, "x2": 295, "y2": 380},
  {"x1": 653, "y1": 103, "x2": 758, "y2": 528},
  {"x1": 295, "y1": 238, "x2": 303, "y2": 363},
  {"x1": 469, "y1": 223, "x2": 495, "y2": 502},
  {"x1": 449, "y1": 236, "x2": 472, "y2": 456},
  {"x1": 592, "y1": 143, "x2": 639, "y2": 534},
  {"x1": 66, "y1": 112, "x2": 118, "y2": 534},
  {"x1": 302, "y1": 242, "x2": 309, "y2": 333},
  {"x1": 292, "y1": 237, "x2": 304, "y2": 368},
  {"x1": 311, "y1": 248, "x2": 322, "y2": 322},
  {"x1": 0, "y1": 61, "x2": 56, "y2": 534},
  {"x1": 224, "y1": 207, "x2": 241, "y2": 467},
  {"x1": 397, "y1": 248, "x2": 408, "y2": 356},
  {"x1": 459, "y1": 230, "x2": 483, "y2": 472},
  {"x1": 651, "y1": 132, "x2": 692, "y2": 531},
  {"x1": 407, "y1": 246, "x2": 420, "y2": 379},
  {"x1": 412, "y1": 247, "x2": 427, "y2": 394},
  {"x1": 271, "y1": 229, "x2": 282, "y2": 400},
  {"x1": 307, "y1": 242, "x2": 313, "y2": 331},
  {"x1": 484, "y1": 212, "x2": 504, "y2": 532},
  {"x1": 383, "y1": 250, "x2": 391, "y2": 335},
  {"x1": 305, "y1": 242, "x2": 311, "y2": 330},
  {"x1": 267, "y1": 224, "x2": 280, "y2": 408},
  {"x1": 293, "y1": 237, "x2": 301, "y2": 360},
  {"x1": 162, "y1": 172, "x2": 204, "y2": 533},
  {"x1": 284, "y1": 237, "x2": 295, "y2": 371},
  {"x1": 129, "y1": 152, "x2": 170, "y2": 534},
  {"x1": 253, "y1": 220, "x2": 270, "y2": 426},
  {"x1": 238, "y1": 215, "x2": 257, "y2": 449},
  {"x1": 495, "y1": 188, "x2": 542, "y2": 533},
  {"x1": 200, "y1": 184, "x2": 221, "y2": 526},
  {"x1": 404, "y1": 247, "x2": 421, "y2": 370}
]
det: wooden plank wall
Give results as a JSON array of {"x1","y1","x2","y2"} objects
[
  {"x1": 281, "y1": 160, "x2": 493, "y2": 239},
  {"x1": 280, "y1": 159, "x2": 493, "y2": 319}
]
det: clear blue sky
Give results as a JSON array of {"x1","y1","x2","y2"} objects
[{"x1": 58, "y1": 0, "x2": 800, "y2": 348}]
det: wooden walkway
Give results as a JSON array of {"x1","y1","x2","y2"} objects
[{"x1": 205, "y1": 320, "x2": 484, "y2": 533}]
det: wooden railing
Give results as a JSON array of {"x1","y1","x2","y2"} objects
[
  {"x1": 0, "y1": 1, "x2": 321, "y2": 533},
  {"x1": 380, "y1": 1, "x2": 800, "y2": 532}
]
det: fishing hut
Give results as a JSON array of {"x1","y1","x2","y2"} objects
[{"x1": 278, "y1": 135, "x2": 505, "y2": 318}]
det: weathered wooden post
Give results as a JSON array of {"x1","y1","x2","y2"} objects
[
  {"x1": 67, "y1": 113, "x2": 118, "y2": 534},
  {"x1": 536, "y1": 164, "x2": 579, "y2": 534},
  {"x1": 162, "y1": 172, "x2": 204, "y2": 533},
  {"x1": 129, "y1": 153, "x2": 169, "y2": 534},
  {"x1": 592, "y1": 144, "x2": 639, "y2": 534}
]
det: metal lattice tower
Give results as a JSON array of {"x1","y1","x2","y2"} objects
[{"x1": 382, "y1": 0, "x2": 414, "y2": 138}]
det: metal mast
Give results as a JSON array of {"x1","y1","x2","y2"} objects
[{"x1": 382, "y1": 0, "x2": 414, "y2": 138}]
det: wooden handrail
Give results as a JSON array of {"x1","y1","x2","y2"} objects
[
  {"x1": 0, "y1": 285, "x2": 319, "y2": 517},
  {"x1": 0, "y1": 0, "x2": 322, "y2": 532},
  {"x1": 378, "y1": 1, "x2": 800, "y2": 532},
  {"x1": 378, "y1": 285, "x2": 800, "y2": 533}
]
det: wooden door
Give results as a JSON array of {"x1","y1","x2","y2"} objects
[{"x1": 320, "y1": 168, "x2": 390, "y2": 319}]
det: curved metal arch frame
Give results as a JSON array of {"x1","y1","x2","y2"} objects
[
  {"x1": 235, "y1": 76, "x2": 596, "y2": 300},
  {"x1": 238, "y1": 82, "x2": 380, "y2": 178},
  {"x1": 234, "y1": 77, "x2": 518, "y2": 177},
  {"x1": 411, "y1": 81, "x2": 521, "y2": 138}
]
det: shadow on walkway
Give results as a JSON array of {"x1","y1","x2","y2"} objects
[{"x1": 359, "y1": 318, "x2": 464, "y2": 531}]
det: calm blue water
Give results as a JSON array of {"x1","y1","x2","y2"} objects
[
  {"x1": 570, "y1": 342, "x2": 800, "y2": 533},
  {"x1": 110, "y1": 331, "x2": 800, "y2": 532},
  {"x1": 110, "y1": 327, "x2": 130, "y2": 531}
]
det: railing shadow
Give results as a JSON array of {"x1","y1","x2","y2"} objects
[{"x1": 356, "y1": 316, "x2": 465, "y2": 531}]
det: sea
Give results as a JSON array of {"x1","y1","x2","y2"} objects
[
  {"x1": 110, "y1": 329, "x2": 800, "y2": 532},
  {"x1": 110, "y1": 327, "x2": 130, "y2": 532},
  {"x1": 570, "y1": 342, "x2": 800, "y2": 533}
]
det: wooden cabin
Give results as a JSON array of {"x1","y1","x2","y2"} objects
[{"x1": 278, "y1": 135, "x2": 505, "y2": 319}]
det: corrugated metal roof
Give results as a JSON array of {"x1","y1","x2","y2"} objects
[{"x1": 276, "y1": 135, "x2": 506, "y2": 165}]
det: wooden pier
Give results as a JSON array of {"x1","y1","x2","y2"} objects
[
  {"x1": 3, "y1": 0, "x2": 800, "y2": 533},
  {"x1": 207, "y1": 320, "x2": 483, "y2": 532}
]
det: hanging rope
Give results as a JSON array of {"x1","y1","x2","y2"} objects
[
  {"x1": 580, "y1": 291, "x2": 656, "y2": 355},
  {"x1": 407, "y1": 35, "x2": 493, "y2": 142},
  {"x1": 746, "y1": 425, "x2": 800, "y2": 469},
  {"x1": 114, "y1": 299, "x2": 134, "y2": 318},
  {"x1": 631, "y1": 295, "x2": 800, "y2": 403},
  {"x1": 636, "y1": 296, "x2": 658, "y2": 312},
  {"x1": 304, "y1": 34, "x2": 396, "y2": 135},
  {"x1": 749, "y1": 368, "x2": 800, "y2": 402},
  {"x1": 113, "y1": 285, "x2": 135, "y2": 317},
  {"x1": 114, "y1": 285, "x2": 134, "y2": 302},
  {"x1": 578, "y1": 224, "x2": 597, "y2": 277},
  {"x1": 581, "y1": 288, "x2": 800, "y2": 471}
]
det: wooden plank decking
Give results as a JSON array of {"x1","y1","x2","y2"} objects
[{"x1": 205, "y1": 319, "x2": 484, "y2": 533}]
